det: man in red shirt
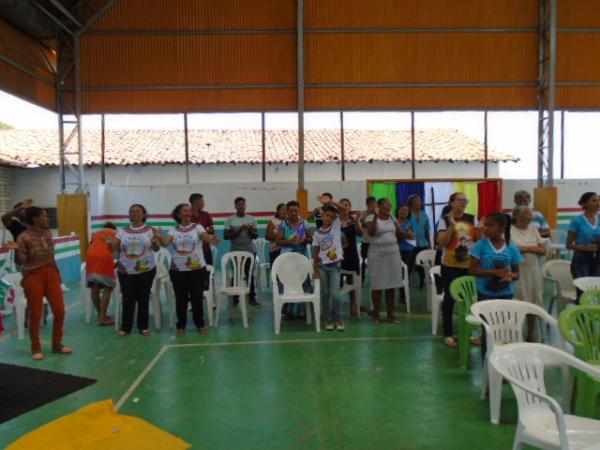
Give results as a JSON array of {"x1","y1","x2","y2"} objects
[{"x1": 189, "y1": 193, "x2": 216, "y2": 266}]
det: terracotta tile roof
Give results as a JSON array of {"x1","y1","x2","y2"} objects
[{"x1": 0, "y1": 128, "x2": 518, "y2": 168}]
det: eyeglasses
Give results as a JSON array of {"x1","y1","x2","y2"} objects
[{"x1": 455, "y1": 198, "x2": 469, "y2": 204}]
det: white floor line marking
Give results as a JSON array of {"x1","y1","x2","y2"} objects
[
  {"x1": 115, "y1": 335, "x2": 436, "y2": 409},
  {"x1": 168, "y1": 335, "x2": 436, "y2": 349},
  {"x1": 115, "y1": 345, "x2": 169, "y2": 411}
]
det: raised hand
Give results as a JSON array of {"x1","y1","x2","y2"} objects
[{"x1": 318, "y1": 195, "x2": 330, "y2": 205}]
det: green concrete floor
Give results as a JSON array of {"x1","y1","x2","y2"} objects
[{"x1": 0, "y1": 277, "x2": 563, "y2": 449}]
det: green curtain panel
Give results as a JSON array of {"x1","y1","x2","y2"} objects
[
  {"x1": 453, "y1": 182, "x2": 479, "y2": 217},
  {"x1": 370, "y1": 182, "x2": 398, "y2": 213}
]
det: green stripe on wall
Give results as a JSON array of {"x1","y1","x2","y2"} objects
[{"x1": 54, "y1": 245, "x2": 80, "y2": 255}]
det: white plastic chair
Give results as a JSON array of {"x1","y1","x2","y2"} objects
[
  {"x1": 253, "y1": 238, "x2": 270, "y2": 301},
  {"x1": 489, "y1": 343, "x2": 600, "y2": 450},
  {"x1": 415, "y1": 249, "x2": 436, "y2": 311},
  {"x1": 81, "y1": 262, "x2": 93, "y2": 323},
  {"x1": 271, "y1": 252, "x2": 320, "y2": 334},
  {"x1": 471, "y1": 300, "x2": 563, "y2": 425},
  {"x1": 572, "y1": 277, "x2": 600, "y2": 293},
  {"x1": 340, "y1": 269, "x2": 362, "y2": 318},
  {"x1": 429, "y1": 265, "x2": 443, "y2": 335},
  {"x1": 542, "y1": 260, "x2": 577, "y2": 314},
  {"x1": 215, "y1": 251, "x2": 255, "y2": 328},
  {"x1": 3, "y1": 272, "x2": 26, "y2": 339}
]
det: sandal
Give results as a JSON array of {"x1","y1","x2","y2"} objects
[
  {"x1": 32, "y1": 351, "x2": 44, "y2": 361},
  {"x1": 198, "y1": 327, "x2": 209, "y2": 335},
  {"x1": 98, "y1": 318, "x2": 115, "y2": 326},
  {"x1": 176, "y1": 329, "x2": 185, "y2": 337},
  {"x1": 444, "y1": 337, "x2": 458, "y2": 348},
  {"x1": 52, "y1": 344, "x2": 73, "y2": 355},
  {"x1": 386, "y1": 316, "x2": 401, "y2": 324},
  {"x1": 141, "y1": 329, "x2": 152, "y2": 336},
  {"x1": 372, "y1": 319, "x2": 380, "y2": 326},
  {"x1": 117, "y1": 330, "x2": 129, "y2": 337},
  {"x1": 469, "y1": 337, "x2": 482, "y2": 346}
]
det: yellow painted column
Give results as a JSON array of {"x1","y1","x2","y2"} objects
[
  {"x1": 57, "y1": 193, "x2": 89, "y2": 259},
  {"x1": 296, "y1": 189, "x2": 308, "y2": 218},
  {"x1": 534, "y1": 186, "x2": 558, "y2": 229}
]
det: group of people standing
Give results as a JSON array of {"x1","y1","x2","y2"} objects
[{"x1": 4, "y1": 187, "x2": 599, "y2": 359}]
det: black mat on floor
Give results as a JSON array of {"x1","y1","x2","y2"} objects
[{"x1": 0, "y1": 363, "x2": 96, "y2": 424}]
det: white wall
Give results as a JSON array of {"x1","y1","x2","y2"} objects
[
  {"x1": 13, "y1": 164, "x2": 600, "y2": 217},
  {"x1": 10, "y1": 161, "x2": 499, "y2": 213}
]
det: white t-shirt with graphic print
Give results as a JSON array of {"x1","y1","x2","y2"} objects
[
  {"x1": 117, "y1": 225, "x2": 157, "y2": 274},
  {"x1": 312, "y1": 217, "x2": 344, "y2": 265},
  {"x1": 168, "y1": 223, "x2": 207, "y2": 271}
]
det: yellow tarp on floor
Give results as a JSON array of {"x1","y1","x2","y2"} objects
[{"x1": 7, "y1": 400, "x2": 191, "y2": 450}]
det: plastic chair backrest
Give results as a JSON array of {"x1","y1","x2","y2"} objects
[
  {"x1": 254, "y1": 238, "x2": 269, "y2": 265},
  {"x1": 573, "y1": 277, "x2": 600, "y2": 293},
  {"x1": 449, "y1": 276, "x2": 478, "y2": 318},
  {"x1": 471, "y1": 300, "x2": 551, "y2": 350},
  {"x1": 580, "y1": 289, "x2": 600, "y2": 306},
  {"x1": 271, "y1": 252, "x2": 312, "y2": 296},
  {"x1": 559, "y1": 305, "x2": 600, "y2": 362},
  {"x1": 220, "y1": 251, "x2": 255, "y2": 290},
  {"x1": 489, "y1": 344, "x2": 570, "y2": 417},
  {"x1": 415, "y1": 249, "x2": 436, "y2": 268},
  {"x1": 541, "y1": 259, "x2": 575, "y2": 298}
]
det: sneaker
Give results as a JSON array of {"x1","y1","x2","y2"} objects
[
  {"x1": 325, "y1": 320, "x2": 334, "y2": 331},
  {"x1": 335, "y1": 320, "x2": 345, "y2": 331}
]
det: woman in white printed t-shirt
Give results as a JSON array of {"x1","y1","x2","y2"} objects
[
  {"x1": 107, "y1": 204, "x2": 160, "y2": 337},
  {"x1": 159, "y1": 203, "x2": 220, "y2": 337}
]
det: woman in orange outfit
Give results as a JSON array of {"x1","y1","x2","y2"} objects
[
  {"x1": 86, "y1": 222, "x2": 118, "y2": 325},
  {"x1": 8, "y1": 207, "x2": 72, "y2": 361}
]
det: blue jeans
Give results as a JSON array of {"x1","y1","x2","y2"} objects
[{"x1": 319, "y1": 262, "x2": 341, "y2": 321}]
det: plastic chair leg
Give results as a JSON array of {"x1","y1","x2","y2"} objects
[
  {"x1": 16, "y1": 301, "x2": 25, "y2": 340},
  {"x1": 488, "y1": 363, "x2": 504, "y2": 425},
  {"x1": 458, "y1": 321, "x2": 470, "y2": 370},
  {"x1": 274, "y1": 301, "x2": 282, "y2": 334},
  {"x1": 240, "y1": 294, "x2": 248, "y2": 328},
  {"x1": 306, "y1": 303, "x2": 312, "y2": 325},
  {"x1": 83, "y1": 287, "x2": 93, "y2": 324},
  {"x1": 113, "y1": 299, "x2": 120, "y2": 331},
  {"x1": 575, "y1": 374, "x2": 600, "y2": 418},
  {"x1": 404, "y1": 284, "x2": 411, "y2": 313},
  {"x1": 152, "y1": 285, "x2": 162, "y2": 330},
  {"x1": 214, "y1": 295, "x2": 223, "y2": 327},
  {"x1": 431, "y1": 299, "x2": 439, "y2": 335},
  {"x1": 313, "y1": 300, "x2": 321, "y2": 332}
]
